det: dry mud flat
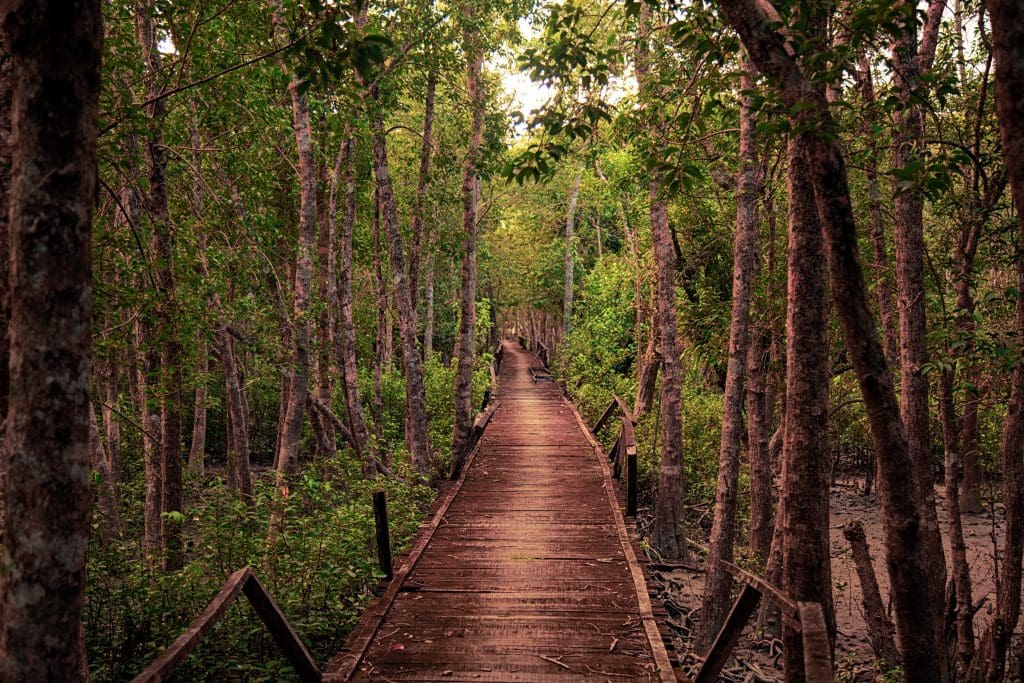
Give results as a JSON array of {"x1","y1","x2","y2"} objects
[{"x1": 661, "y1": 484, "x2": 1014, "y2": 682}]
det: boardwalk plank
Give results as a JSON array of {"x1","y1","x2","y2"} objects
[{"x1": 326, "y1": 341, "x2": 677, "y2": 682}]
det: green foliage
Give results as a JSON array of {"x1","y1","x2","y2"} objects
[{"x1": 85, "y1": 455, "x2": 432, "y2": 682}]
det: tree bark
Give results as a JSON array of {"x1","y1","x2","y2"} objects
[
  {"x1": 89, "y1": 403, "x2": 121, "y2": 540},
  {"x1": 188, "y1": 347, "x2": 207, "y2": 476},
  {"x1": 843, "y1": 520, "x2": 900, "y2": 670},
  {"x1": 315, "y1": 157, "x2": 337, "y2": 461},
  {"x1": 409, "y1": 68, "x2": 437, "y2": 320},
  {"x1": 747, "y1": 325, "x2": 772, "y2": 564},
  {"x1": 698, "y1": 60, "x2": 761, "y2": 648},
  {"x1": 714, "y1": 0, "x2": 945, "y2": 678},
  {"x1": 136, "y1": 0, "x2": 183, "y2": 571},
  {"x1": 271, "y1": 9, "x2": 317, "y2": 490},
  {"x1": 0, "y1": 1, "x2": 100, "y2": 675},
  {"x1": 637, "y1": 5, "x2": 687, "y2": 561},
  {"x1": 890, "y1": 4, "x2": 948, "y2": 641},
  {"x1": 335, "y1": 135, "x2": 378, "y2": 475},
  {"x1": 370, "y1": 93, "x2": 432, "y2": 476},
  {"x1": 450, "y1": 14, "x2": 485, "y2": 479},
  {"x1": 563, "y1": 170, "x2": 582, "y2": 336},
  {"x1": 0, "y1": 29, "x2": 10, "y2": 512},
  {"x1": 982, "y1": 4, "x2": 1024, "y2": 678},
  {"x1": 780, "y1": 136, "x2": 834, "y2": 680}
]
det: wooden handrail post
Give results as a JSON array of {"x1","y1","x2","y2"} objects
[
  {"x1": 373, "y1": 491, "x2": 393, "y2": 580},
  {"x1": 626, "y1": 445, "x2": 637, "y2": 517}
]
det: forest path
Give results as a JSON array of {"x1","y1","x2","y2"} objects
[{"x1": 326, "y1": 340, "x2": 676, "y2": 681}]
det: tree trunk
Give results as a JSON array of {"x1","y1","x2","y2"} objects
[
  {"x1": 563, "y1": 170, "x2": 582, "y2": 337},
  {"x1": 102, "y1": 357, "x2": 122, "y2": 483},
  {"x1": 698, "y1": 60, "x2": 761, "y2": 648},
  {"x1": 370, "y1": 93, "x2": 431, "y2": 476},
  {"x1": 335, "y1": 135, "x2": 378, "y2": 475},
  {"x1": 424, "y1": 253, "x2": 435, "y2": 358},
  {"x1": 715, "y1": 1, "x2": 945, "y2": 678},
  {"x1": 89, "y1": 403, "x2": 121, "y2": 539},
  {"x1": 315, "y1": 155, "x2": 337, "y2": 460},
  {"x1": 854, "y1": 56, "x2": 900, "y2": 371},
  {"x1": 188, "y1": 347, "x2": 207, "y2": 476},
  {"x1": 779, "y1": 136, "x2": 834, "y2": 680},
  {"x1": 634, "y1": 327, "x2": 660, "y2": 419},
  {"x1": 891, "y1": 5, "x2": 948, "y2": 643},
  {"x1": 937, "y1": 368, "x2": 975, "y2": 673},
  {"x1": 137, "y1": 0, "x2": 183, "y2": 571},
  {"x1": 409, "y1": 69, "x2": 437, "y2": 320},
  {"x1": 637, "y1": 5, "x2": 687, "y2": 561},
  {"x1": 450, "y1": 16, "x2": 484, "y2": 479},
  {"x1": 982, "y1": 5, "x2": 1024, "y2": 678},
  {"x1": 271, "y1": 15, "x2": 317, "y2": 490},
  {"x1": 133, "y1": 317, "x2": 161, "y2": 560},
  {"x1": 0, "y1": 26, "x2": 10, "y2": 514},
  {"x1": 0, "y1": 1, "x2": 100, "y2": 675},
  {"x1": 372, "y1": 188, "x2": 387, "y2": 447},
  {"x1": 747, "y1": 324, "x2": 772, "y2": 564},
  {"x1": 843, "y1": 521, "x2": 900, "y2": 670}
]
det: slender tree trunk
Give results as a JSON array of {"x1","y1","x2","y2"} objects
[
  {"x1": 335, "y1": 136, "x2": 378, "y2": 475},
  {"x1": 634, "y1": 326, "x2": 660, "y2": 419},
  {"x1": 746, "y1": 324, "x2": 772, "y2": 563},
  {"x1": 137, "y1": 1, "x2": 183, "y2": 571},
  {"x1": 372, "y1": 189, "x2": 387, "y2": 447},
  {"x1": 102, "y1": 357, "x2": 122, "y2": 483},
  {"x1": 715, "y1": 1, "x2": 945, "y2": 678},
  {"x1": 0, "y1": 2, "x2": 100, "y2": 675},
  {"x1": 637, "y1": 5, "x2": 687, "y2": 561},
  {"x1": 563, "y1": 170, "x2": 582, "y2": 337},
  {"x1": 698, "y1": 60, "x2": 761, "y2": 648},
  {"x1": 133, "y1": 318, "x2": 161, "y2": 559},
  {"x1": 409, "y1": 69, "x2": 437, "y2": 320},
  {"x1": 982, "y1": 5, "x2": 1024, "y2": 678},
  {"x1": 891, "y1": 6, "x2": 948, "y2": 643},
  {"x1": 188, "y1": 347, "x2": 207, "y2": 476},
  {"x1": 424, "y1": 253, "x2": 435, "y2": 358},
  {"x1": 843, "y1": 521, "x2": 900, "y2": 669},
  {"x1": 270, "y1": 11, "x2": 317, "y2": 491},
  {"x1": 370, "y1": 93, "x2": 431, "y2": 475},
  {"x1": 90, "y1": 403, "x2": 121, "y2": 539},
  {"x1": 937, "y1": 368, "x2": 976, "y2": 673},
  {"x1": 450, "y1": 16, "x2": 485, "y2": 479},
  {"x1": 855, "y1": 57, "x2": 900, "y2": 370},
  {"x1": 314, "y1": 166, "x2": 337, "y2": 460}
]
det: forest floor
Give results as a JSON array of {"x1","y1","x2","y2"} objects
[{"x1": 660, "y1": 481, "x2": 1009, "y2": 682}]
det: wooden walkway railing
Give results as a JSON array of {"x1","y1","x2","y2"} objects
[
  {"x1": 131, "y1": 566, "x2": 321, "y2": 683},
  {"x1": 591, "y1": 394, "x2": 639, "y2": 517},
  {"x1": 693, "y1": 560, "x2": 833, "y2": 683}
]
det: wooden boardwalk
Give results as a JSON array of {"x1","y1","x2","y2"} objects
[{"x1": 325, "y1": 341, "x2": 676, "y2": 681}]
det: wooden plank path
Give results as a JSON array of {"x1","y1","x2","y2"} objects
[{"x1": 326, "y1": 341, "x2": 677, "y2": 681}]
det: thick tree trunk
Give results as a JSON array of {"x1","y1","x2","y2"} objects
[
  {"x1": 698, "y1": 61, "x2": 761, "y2": 648},
  {"x1": 0, "y1": 1, "x2": 100, "y2": 675},
  {"x1": 137, "y1": 1, "x2": 183, "y2": 571},
  {"x1": 0, "y1": 27, "x2": 9, "y2": 512},
  {"x1": 637, "y1": 6, "x2": 687, "y2": 561},
  {"x1": 779, "y1": 137, "x2": 834, "y2": 680},
  {"x1": 715, "y1": 1, "x2": 946, "y2": 678},
  {"x1": 335, "y1": 136, "x2": 378, "y2": 475},
  {"x1": 982, "y1": 5, "x2": 1024, "y2": 678},
  {"x1": 563, "y1": 170, "x2": 582, "y2": 336},
  {"x1": 451, "y1": 19, "x2": 484, "y2": 479},
  {"x1": 370, "y1": 95, "x2": 432, "y2": 475}
]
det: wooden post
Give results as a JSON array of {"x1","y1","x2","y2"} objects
[
  {"x1": 373, "y1": 491, "x2": 393, "y2": 579},
  {"x1": 627, "y1": 445, "x2": 638, "y2": 517}
]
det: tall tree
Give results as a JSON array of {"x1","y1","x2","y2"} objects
[
  {"x1": 715, "y1": 0, "x2": 946, "y2": 678},
  {"x1": 0, "y1": 0, "x2": 102, "y2": 676},
  {"x1": 981, "y1": 3, "x2": 1024, "y2": 678},
  {"x1": 698, "y1": 58, "x2": 762, "y2": 648},
  {"x1": 451, "y1": 6, "x2": 485, "y2": 478},
  {"x1": 136, "y1": 0, "x2": 184, "y2": 571},
  {"x1": 636, "y1": 5, "x2": 687, "y2": 561}
]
